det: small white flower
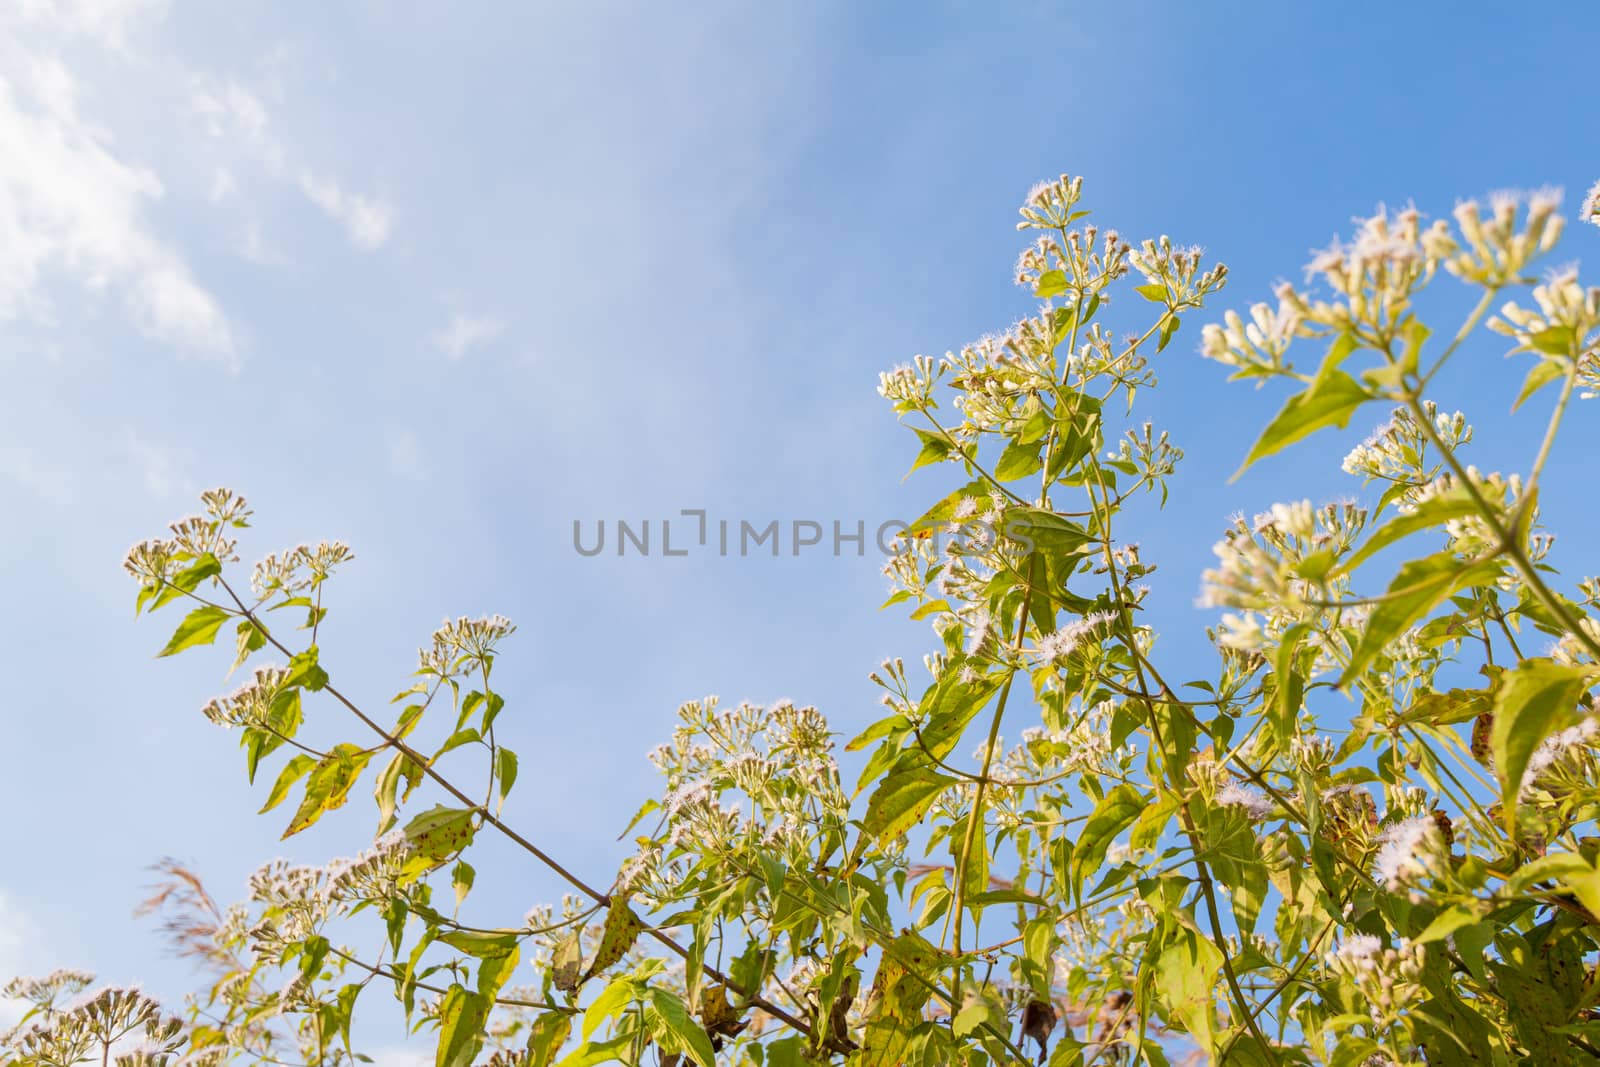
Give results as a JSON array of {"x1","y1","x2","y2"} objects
[
  {"x1": 1217, "y1": 782, "x2": 1275, "y2": 820},
  {"x1": 1583, "y1": 178, "x2": 1600, "y2": 230},
  {"x1": 1325, "y1": 934, "x2": 1382, "y2": 973},
  {"x1": 1374, "y1": 816, "x2": 1439, "y2": 891},
  {"x1": 1521, "y1": 717, "x2": 1600, "y2": 792}
]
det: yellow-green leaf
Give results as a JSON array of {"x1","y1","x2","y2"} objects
[
  {"x1": 1071, "y1": 784, "x2": 1146, "y2": 896},
  {"x1": 283, "y1": 744, "x2": 373, "y2": 838},
  {"x1": 260, "y1": 754, "x2": 315, "y2": 814},
  {"x1": 1339, "y1": 551, "x2": 1503, "y2": 685},
  {"x1": 158, "y1": 604, "x2": 232, "y2": 657},
  {"x1": 1234, "y1": 335, "x2": 1369, "y2": 478},
  {"x1": 862, "y1": 767, "x2": 956, "y2": 842},
  {"x1": 1489, "y1": 659, "x2": 1594, "y2": 835}
]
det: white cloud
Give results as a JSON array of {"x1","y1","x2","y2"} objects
[
  {"x1": 0, "y1": 55, "x2": 234, "y2": 358},
  {"x1": 431, "y1": 314, "x2": 503, "y2": 361},
  {"x1": 236, "y1": 219, "x2": 283, "y2": 265},
  {"x1": 187, "y1": 76, "x2": 393, "y2": 252},
  {"x1": 207, "y1": 167, "x2": 235, "y2": 203},
  {"x1": 123, "y1": 429, "x2": 190, "y2": 497},
  {"x1": 297, "y1": 171, "x2": 392, "y2": 250},
  {"x1": 16, "y1": 0, "x2": 170, "y2": 52},
  {"x1": 388, "y1": 429, "x2": 428, "y2": 480},
  {"x1": 0, "y1": 445, "x2": 72, "y2": 504},
  {"x1": 188, "y1": 76, "x2": 276, "y2": 164}
]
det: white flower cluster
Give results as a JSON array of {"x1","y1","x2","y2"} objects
[
  {"x1": 200, "y1": 666, "x2": 291, "y2": 729},
  {"x1": 1551, "y1": 616, "x2": 1600, "y2": 669},
  {"x1": 418, "y1": 614, "x2": 517, "y2": 675},
  {"x1": 1129, "y1": 235, "x2": 1227, "y2": 309},
  {"x1": 1373, "y1": 816, "x2": 1443, "y2": 896},
  {"x1": 1199, "y1": 285, "x2": 1303, "y2": 374},
  {"x1": 250, "y1": 540, "x2": 355, "y2": 598},
  {"x1": 1209, "y1": 192, "x2": 1567, "y2": 379},
  {"x1": 1003, "y1": 700, "x2": 1135, "y2": 785},
  {"x1": 1014, "y1": 224, "x2": 1132, "y2": 293},
  {"x1": 124, "y1": 489, "x2": 254, "y2": 590},
  {"x1": 1324, "y1": 934, "x2": 1425, "y2": 1020},
  {"x1": 244, "y1": 859, "x2": 332, "y2": 943},
  {"x1": 324, "y1": 831, "x2": 411, "y2": 904},
  {"x1": 1342, "y1": 403, "x2": 1470, "y2": 494},
  {"x1": 1031, "y1": 611, "x2": 1118, "y2": 662},
  {"x1": 638, "y1": 697, "x2": 849, "y2": 902},
  {"x1": 3, "y1": 983, "x2": 184, "y2": 1067},
  {"x1": 1490, "y1": 265, "x2": 1600, "y2": 353},
  {"x1": 1490, "y1": 266, "x2": 1600, "y2": 398},
  {"x1": 1017, "y1": 174, "x2": 1086, "y2": 231},
  {"x1": 1216, "y1": 782, "x2": 1276, "y2": 820},
  {"x1": 1445, "y1": 188, "x2": 1564, "y2": 287},
  {"x1": 1198, "y1": 513, "x2": 1303, "y2": 612},
  {"x1": 1520, "y1": 716, "x2": 1600, "y2": 795},
  {"x1": 877, "y1": 353, "x2": 938, "y2": 413}
]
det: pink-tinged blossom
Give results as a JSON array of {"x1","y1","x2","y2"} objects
[
  {"x1": 1217, "y1": 782, "x2": 1275, "y2": 820},
  {"x1": 1374, "y1": 816, "x2": 1438, "y2": 891}
]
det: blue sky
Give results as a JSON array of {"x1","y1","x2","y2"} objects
[{"x1": 2, "y1": 0, "x2": 1597, "y2": 1050}]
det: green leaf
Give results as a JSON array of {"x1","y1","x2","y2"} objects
[
  {"x1": 451, "y1": 861, "x2": 475, "y2": 911},
  {"x1": 1156, "y1": 313, "x2": 1181, "y2": 353},
  {"x1": 1271, "y1": 623, "x2": 1310, "y2": 743},
  {"x1": 1514, "y1": 358, "x2": 1567, "y2": 412},
  {"x1": 434, "y1": 727, "x2": 480, "y2": 758},
  {"x1": 1339, "y1": 551, "x2": 1503, "y2": 685},
  {"x1": 862, "y1": 767, "x2": 956, "y2": 842},
  {"x1": 907, "y1": 429, "x2": 953, "y2": 475},
  {"x1": 403, "y1": 806, "x2": 477, "y2": 865},
  {"x1": 285, "y1": 645, "x2": 329, "y2": 691},
  {"x1": 476, "y1": 944, "x2": 520, "y2": 1002},
  {"x1": 648, "y1": 989, "x2": 715, "y2": 1067},
  {"x1": 260, "y1": 754, "x2": 315, "y2": 814},
  {"x1": 1135, "y1": 283, "x2": 1167, "y2": 303},
  {"x1": 158, "y1": 604, "x2": 232, "y2": 657},
  {"x1": 1414, "y1": 903, "x2": 1487, "y2": 944},
  {"x1": 1490, "y1": 659, "x2": 1594, "y2": 835},
  {"x1": 1153, "y1": 924, "x2": 1223, "y2": 1050},
  {"x1": 1234, "y1": 334, "x2": 1370, "y2": 478},
  {"x1": 232, "y1": 617, "x2": 268, "y2": 672},
  {"x1": 147, "y1": 554, "x2": 222, "y2": 613},
  {"x1": 1071, "y1": 785, "x2": 1145, "y2": 896},
  {"x1": 1002, "y1": 508, "x2": 1092, "y2": 557},
  {"x1": 1333, "y1": 487, "x2": 1480, "y2": 577},
  {"x1": 1034, "y1": 269, "x2": 1068, "y2": 298},
  {"x1": 1508, "y1": 851, "x2": 1593, "y2": 895},
  {"x1": 1022, "y1": 917, "x2": 1058, "y2": 998},
  {"x1": 526, "y1": 1012, "x2": 572, "y2": 1067},
  {"x1": 908, "y1": 479, "x2": 990, "y2": 535},
  {"x1": 439, "y1": 929, "x2": 519, "y2": 959},
  {"x1": 283, "y1": 744, "x2": 373, "y2": 838},
  {"x1": 434, "y1": 985, "x2": 488, "y2": 1067},
  {"x1": 582, "y1": 977, "x2": 639, "y2": 1041},
  {"x1": 912, "y1": 668, "x2": 1001, "y2": 764},
  {"x1": 844, "y1": 714, "x2": 902, "y2": 753},
  {"x1": 995, "y1": 438, "x2": 1044, "y2": 481},
  {"x1": 495, "y1": 747, "x2": 518, "y2": 811},
  {"x1": 1530, "y1": 324, "x2": 1575, "y2": 356},
  {"x1": 373, "y1": 752, "x2": 404, "y2": 834}
]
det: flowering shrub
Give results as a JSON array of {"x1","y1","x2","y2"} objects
[{"x1": 7, "y1": 173, "x2": 1600, "y2": 1066}]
